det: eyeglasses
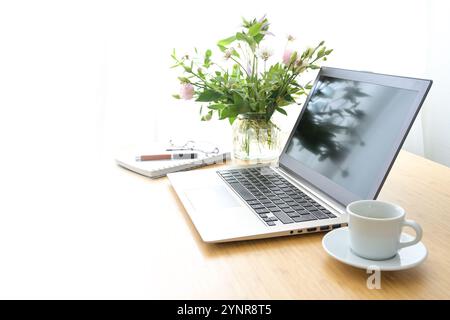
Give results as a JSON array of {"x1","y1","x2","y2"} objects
[{"x1": 166, "y1": 139, "x2": 220, "y2": 155}]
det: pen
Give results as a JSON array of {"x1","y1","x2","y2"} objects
[{"x1": 135, "y1": 153, "x2": 198, "y2": 161}]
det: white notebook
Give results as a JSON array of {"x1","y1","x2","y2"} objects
[{"x1": 115, "y1": 149, "x2": 231, "y2": 178}]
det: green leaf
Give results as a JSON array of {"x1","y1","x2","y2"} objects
[
  {"x1": 231, "y1": 64, "x2": 241, "y2": 78},
  {"x1": 232, "y1": 92, "x2": 244, "y2": 106},
  {"x1": 201, "y1": 110, "x2": 213, "y2": 121},
  {"x1": 203, "y1": 49, "x2": 212, "y2": 67},
  {"x1": 235, "y1": 32, "x2": 246, "y2": 41},
  {"x1": 276, "y1": 107, "x2": 288, "y2": 116},
  {"x1": 172, "y1": 94, "x2": 181, "y2": 99},
  {"x1": 217, "y1": 36, "x2": 236, "y2": 47},
  {"x1": 196, "y1": 90, "x2": 222, "y2": 102},
  {"x1": 219, "y1": 105, "x2": 238, "y2": 120},
  {"x1": 248, "y1": 22, "x2": 262, "y2": 36},
  {"x1": 236, "y1": 32, "x2": 256, "y2": 50},
  {"x1": 284, "y1": 94, "x2": 295, "y2": 102},
  {"x1": 217, "y1": 44, "x2": 226, "y2": 52},
  {"x1": 254, "y1": 33, "x2": 264, "y2": 43},
  {"x1": 228, "y1": 116, "x2": 236, "y2": 125},
  {"x1": 208, "y1": 104, "x2": 225, "y2": 110}
]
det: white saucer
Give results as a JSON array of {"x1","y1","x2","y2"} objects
[{"x1": 322, "y1": 227, "x2": 427, "y2": 271}]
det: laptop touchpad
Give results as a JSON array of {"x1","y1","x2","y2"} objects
[{"x1": 185, "y1": 186, "x2": 241, "y2": 210}]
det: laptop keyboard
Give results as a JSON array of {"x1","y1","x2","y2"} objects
[{"x1": 218, "y1": 167, "x2": 336, "y2": 226}]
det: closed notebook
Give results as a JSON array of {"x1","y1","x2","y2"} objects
[{"x1": 115, "y1": 148, "x2": 230, "y2": 178}]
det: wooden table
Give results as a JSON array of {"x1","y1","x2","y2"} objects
[
  {"x1": 126, "y1": 150, "x2": 450, "y2": 299},
  {"x1": 1, "y1": 150, "x2": 449, "y2": 299}
]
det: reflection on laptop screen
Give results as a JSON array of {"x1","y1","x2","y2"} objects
[{"x1": 285, "y1": 76, "x2": 418, "y2": 199}]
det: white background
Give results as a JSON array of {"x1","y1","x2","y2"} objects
[
  {"x1": 1, "y1": 0, "x2": 449, "y2": 166},
  {"x1": 0, "y1": 0, "x2": 449, "y2": 298}
]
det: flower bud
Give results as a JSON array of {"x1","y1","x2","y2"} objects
[{"x1": 180, "y1": 83, "x2": 194, "y2": 100}]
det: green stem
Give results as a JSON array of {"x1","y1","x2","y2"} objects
[{"x1": 230, "y1": 57, "x2": 250, "y2": 77}]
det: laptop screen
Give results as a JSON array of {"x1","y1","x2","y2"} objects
[{"x1": 280, "y1": 68, "x2": 432, "y2": 205}]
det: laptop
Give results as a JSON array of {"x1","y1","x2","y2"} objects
[{"x1": 168, "y1": 67, "x2": 432, "y2": 243}]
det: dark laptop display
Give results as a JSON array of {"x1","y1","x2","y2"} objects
[
  {"x1": 280, "y1": 68, "x2": 432, "y2": 204},
  {"x1": 285, "y1": 76, "x2": 418, "y2": 199}
]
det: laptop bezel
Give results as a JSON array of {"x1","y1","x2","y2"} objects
[{"x1": 278, "y1": 67, "x2": 432, "y2": 206}]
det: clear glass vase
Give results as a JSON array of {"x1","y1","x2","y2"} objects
[{"x1": 232, "y1": 113, "x2": 281, "y2": 161}]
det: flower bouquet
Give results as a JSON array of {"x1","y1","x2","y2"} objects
[{"x1": 172, "y1": 16, "x2": 332, "y2": 160}]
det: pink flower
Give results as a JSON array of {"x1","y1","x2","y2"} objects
[
  {"x1": 282, "y1": 49, "x2": 293, "y2": 65},
  {"x1": 180, "y1": 83, "x2": 194, "y2": 100}
]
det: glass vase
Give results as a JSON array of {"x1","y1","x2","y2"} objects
[{"x1": 232, "y1": 113, "x2": 281, "y2": 161}]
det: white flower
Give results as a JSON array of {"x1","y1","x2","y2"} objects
[
  {"x1": 224, "y1": 48, "x2": 234, "y2": 60},
  {"x1": 258, "y1": 46, "x2": 274, "y2": 61}
]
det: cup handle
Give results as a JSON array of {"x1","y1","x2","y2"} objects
[{"x1": 398, "y1": 220, "x2": 423, "y2": 250}]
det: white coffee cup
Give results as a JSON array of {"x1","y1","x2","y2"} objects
[{"x1": 347, "y1": 200, "x2": 423, "y2": 260}]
